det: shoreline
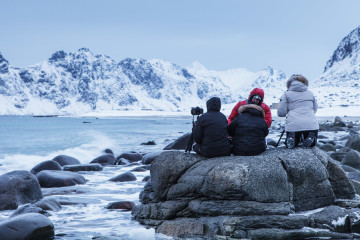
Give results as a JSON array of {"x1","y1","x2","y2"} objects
[{"x1": 1, "y1": 106, "x2": 360, "y2": 119}]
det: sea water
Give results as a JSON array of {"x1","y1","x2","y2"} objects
[{"x1": 0, "y1": 115, "x2": 193, "y2": 240}]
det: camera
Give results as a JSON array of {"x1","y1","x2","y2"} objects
[{"x1": 191, "y1": 106, "x2": 203, "y2": 116}]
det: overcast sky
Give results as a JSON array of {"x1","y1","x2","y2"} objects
[{"x1": 1, "y1": 0, "x2": 360, "y2": 80}]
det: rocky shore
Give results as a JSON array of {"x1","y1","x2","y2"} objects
[{"x1": 0, "y1": 116, "x2": 360, "y2": 239}]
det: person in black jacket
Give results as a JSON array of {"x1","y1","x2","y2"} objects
[
  {"x1": 227, "y1": 101, "x2": 269, "y2": 156},
  {"x1": 192, "y1": 97, "x2": 231, "y2": 158}
]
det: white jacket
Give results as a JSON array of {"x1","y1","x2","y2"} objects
[{"x1": 277, "y1": 80, "x2": 319, "y2": 132}]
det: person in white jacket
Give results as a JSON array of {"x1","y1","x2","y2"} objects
[{"x1": 277, "y1": 74, "x2": 319, "y2": 148}]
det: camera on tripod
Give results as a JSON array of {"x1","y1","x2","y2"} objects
[{"x1": 191, "y1": 107, "x2": 203, "y2": 116}]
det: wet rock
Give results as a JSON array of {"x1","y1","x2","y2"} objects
[
  {"x1": 10, "y1": 204, "x2": 48, "y2": 217},
  {"x1": 141, "y1": 141, "x2": 156, "y2": 145},
  {"x1": 330, "y1": 152, "x2": 347, "y2": 162},
  {"x1": 132, "y1": 149, "x2": 356, "y2": 239},
  {"x1": 0, "y1": 213, "x2": 54, "y2": 240},
  {"x1": 346, "y1": 134, "x2": 360, "y2": 152},
  {"x1": 30, "y1": 160, "x2": 62, "y2": 175},
  {"x1": 142, "y1": 151, "x2": 164, "y2": 165},
  {"x1": 348, "y1": 121, "x2": 354, "y2": 128},
  {"x1": 34, "y1": 197, "x2": 62, "y2": 211},
  {"x1": 116, "y1": 151, "x2": 143, "y2": 162},
  {"x1": 36, "y1": 170, "x2": 86, "y2": 188},
  {"x1": 319, "y1": 143, "x2": 336, "y2": 152},
  {"x1": 163, "y1": 133, "x2": 191, "y2": 150},
  {"x1": 341, "y1": 150, "x2": 360, "y2": 170},
  {"x1": 52, "y1": 155, "x2": 81, "y2": 166},
  {"x1": 106, "y1": 201, "x2": 135, "y2": 211},
  {"x1": 0, "y1": 170, "x2": 43, "y2": 211},
  {"x1": 109, "y1": 171, "x2": 136, "y2": 182},
  {"x1": 90, "y1": 154, "x2": 116, "y2": 165},
  {"x1": 142, "y1": 176, "x2": 150, "y2": 182},
  {"x1": 63, "y1": 163, "x2": 103, "y2": 172},
  {"x1": 334, "y1": 116, "x2": 346, "y2": 127},
  {"x1": 131, "y1": 166, "x2": 149, "y2": 172},
  {"x1": 103, "y1": 149, "x2": 114, "y2": 155}
]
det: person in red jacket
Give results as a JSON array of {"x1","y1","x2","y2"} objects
[{"x1": 228, "y1": 88, "x2": 272, "y2": 128}]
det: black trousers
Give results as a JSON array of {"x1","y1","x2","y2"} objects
[{"x1": 286, "y1": 130, "x2": 318, "y2": 147}]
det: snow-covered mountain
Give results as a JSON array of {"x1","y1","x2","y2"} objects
[
  {"x1": 313, "y1": 26, "x2": 360, "y2": 108},
  {"x1": 0, "y1": 48, "x2": 287, "y2": 115}
]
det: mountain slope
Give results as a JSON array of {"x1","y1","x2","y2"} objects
[{"x1": 0, "y1": 49, "x2": 286, "y2": 115}]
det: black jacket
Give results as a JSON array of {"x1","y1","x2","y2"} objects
[
  {"x1": 227, "y1": 104, "x2": 269, "y2": 156},
  {"x1": 193, "y1": 97, "x2": 231, "y2": 158}
]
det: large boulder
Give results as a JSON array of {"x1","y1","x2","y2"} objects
[
  {"x1": 63, "y1": 163, "x2": 103, "y2": 172},
  {"x1": 341, "y1": 150, "x2": 360, "y2": 170},
  {"x1": 108, "y1": 171, "x2": 137, "y2": 182},
  {"x1": 0, "y1": 213, "x2": 54, "y2": 240},
  {"x1": 163, "y1": 133, "x2": 191, "y2": 150},
  {"x1": 132, "y1": 148, "x2": 356, "y2": 239},
  {"x1": 142, "y1": 151, "x2": 164, "y2": 165},
  {"x1": 52, "y1": 155, "x2": 81, "y2": 166},
  {"x1": 0, "y1": 171, "x2": 43, "y2": 210},
  {"x1": 116, "y1": 151, "x2": 143, "y2": 163},
  {"x1": 90, "y1": 154, "x2": 116, "y2": 165},
  {"x1": 30, "y1": 160, "x2": 62, "y2": 175},
  {"x1": 346, "y1": 134, "x2": 360, "y2": 152},
  {"x1": 36, "y1": 170, "x2": 86, "y2": 188}
]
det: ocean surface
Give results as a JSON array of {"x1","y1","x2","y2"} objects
[
  {"x1": 0, "y1": 115, "x2": 359, "y2": 239},
  {"x1": 0, "y1": 115, "x2": 193, "y2": 240}
]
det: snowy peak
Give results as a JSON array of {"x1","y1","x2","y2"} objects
[
  {"x1": 324, "y1": 26, "x2": 360, "y2": 72},
  {"x1": 0, "y1": 52, "x2": 9, "y2": 74}
]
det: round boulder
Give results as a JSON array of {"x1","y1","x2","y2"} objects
[
  {"x1": 163, "y1": 133, "x2": 191, "y2": 150},
  {"x1": 90, "y1": 154, "x2": 116, "y2": 165},
  {"x1": 52, "y1": 155, "x2": 81, "y2": 166},
  {"x1": 106, "y1": 201, "x2": 135, "y2": 211},
  {"x1": 319, "y1": 144, "x2": 336, "y2": 152},
  {"x1": 341, "y1": 150, "x2": 360, "y2": 170},
  {"x1": 116, "y1": 151, "x2": 143, "y2": 162},
  {"x1": 0, "y1": 170, "x2": 43, "y2": 211},
  {"x1": 346, "y1": 134, "x2": 360, "y2": 152},
  {"x1": 109, "y1": 171, "x2": 137, "y2": 182},
  {"x1": 30, "y1": 160, "x2": 62, "y2": 175},
  {"x1": 142, "y1": 151, "x2": 164, "y2": 165},
  {"x1": 36, "y1": 170, "x2": 86, "y2": 188},
  {"x1": 0, "y1": 213, "x2": 54, "y2": 240},
  {"x1": 63, "y1": 163, "x2": 103, "y2": 172}
]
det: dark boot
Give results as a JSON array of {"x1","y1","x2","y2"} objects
[{"x1": 286, "y1": 132, "x2": 296, "y2": 149}]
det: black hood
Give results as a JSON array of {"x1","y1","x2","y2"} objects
[{"x1": 206, "y1": 97, "x2": 221, "y2": 112}]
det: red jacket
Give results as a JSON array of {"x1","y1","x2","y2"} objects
[{"x1": 227, "y1": 88, "x2": 272, "y2": 128}]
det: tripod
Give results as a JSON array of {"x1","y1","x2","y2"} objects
[{"x1": 185, "y1": 115, "x2": 200, "y2": 153}]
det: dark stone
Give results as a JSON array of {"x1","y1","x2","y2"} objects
[
  {"x1": 163, "y1": 133, "x2": 191, "y2": 150},
  {"x1": 108, "y1": 171, "x2": 137, "y2": 182},
  {"x1": 341, "y1": 150, "x2": 360, "y2": 170},
  {"x1": 34, "y1": 197, "x2": 62, "y2": 211},
  {"x1": 266, "y1": 138, "x2": 277, "y2": 147},
  {"x1": 348, "y1": 121, "x2": 354, "y2": 128},
  {"x1": 104, "y1": 149, "x2": 114, "y2": 155},
  {"x1": 116, "y1": 151, "x2": 143, "y2": 162},
  {"x1": 106, "y1": 201, "x2": 135, "y2": 211},
  {"x1": 63, "y1": 163, "x2": 103, "y2": 172},
  {"x1": 346, "y1": 134, "x2": 360, "y2": 152},
  {"x1": 0, "y1": 213, "x2": 54, "y2": 240},
  {"x1": 10, "y1": 204, "x2": 48, "y2": 217},
  {"x1": 90, "y1": 154, "x2": 116, "y2": 165},
  {"x1": 330, "y1": 152, "x2": 348, "y2": 162},
  {"x1": 131, "y1": 166, "x2": 148, "y2": 172},
  {"x1": 317, "y1": 135, "x2": 328, "y2": 139},
  {"x1": 36, "y1": 170, "x2": 86, "y2": 188},
  {"x1": 141, "y1": 140, "x2": 156, "y2": 145},
  {"x1": 319, "y1": 140, "x2": 336, "y2": 146},
  {"x1": 319, "y1": 143, "x2": 336, "y2": 152},
  {"x1": 0, "y1": 170, "x2": 43, "y2": 211},
  {"x1": 334, "y1": 116, "x2": 346, "y2": 127},
  {"x1": 52, "y1": 155, "x2": 81, "y2": 166},
  {"x1": 30, "y1": 160, "x2": 62, "y2": 175},
  {"x1": 142, "y1": 151, "x2": 164, "y2": 165},
  {"x1": 142, "y1": 176, "x2": 151, "y2": 182}
]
